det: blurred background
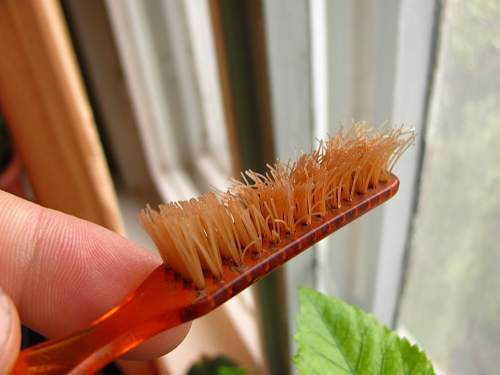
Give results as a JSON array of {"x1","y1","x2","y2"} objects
[{"x1": 0, "y1": 0, "x2": 499, "y2": 374}]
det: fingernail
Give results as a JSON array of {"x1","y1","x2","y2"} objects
[
  {"x1": 0, "y1": 287, "x2": 11, "y2": 349},
  {"x1": 0, "y1": 286, "x2": 20, "y2": 375}
]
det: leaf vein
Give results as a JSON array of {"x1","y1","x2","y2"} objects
[
  {"x1": 314, "y1": 350, "x2": 352, "y2": 373},
  {"x1": 305, "y1": 293, "x2": 355, "y2": 374},
  {"x1": 354, "y1": 325, "x2": 369, "y2": 372},
  {"x1": 379, "y1": 334, "x2": 387, "y2": 375}
]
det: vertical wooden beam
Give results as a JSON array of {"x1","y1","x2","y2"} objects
[
  {"x1": 245, "y1": 0, "x2": 275, "y2": 170},
  {"x1": 209, "y1": 2, "x2": 290, "y2": 374},
  {"x1": 208, "y1": 0, "x2": 243, "y2": 176},
  {"x1": 209, "y1": 0, "x2": 275, "y2": 174},
  {"x1": 0, "y1": 0, "x2": 123, "y2": 233}
]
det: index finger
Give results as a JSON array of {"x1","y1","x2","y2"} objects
[{"x1": 0, "y1": 190, "x2": 189, "y2": 359}]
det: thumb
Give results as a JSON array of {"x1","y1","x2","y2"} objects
[{"x1": 0, "y1": 287, "x2": 20, "y2": 375}]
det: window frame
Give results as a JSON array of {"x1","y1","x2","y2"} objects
[
  {"x1": 372, "y1": 0, "x2": 440, "y2": 326},
  {"x1": 309, "y1": 0, "x2": 439, "y2": 328},
  {"x1": 105, "y1": 0, "x2": 231, "y2": 202},
  {"x1": 104, "y1": 1, "x2": 265, "y2": 373}
]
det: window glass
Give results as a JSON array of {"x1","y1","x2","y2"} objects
[{"x1": 398, "y1": 1, "x2": 500, "y2": 374}]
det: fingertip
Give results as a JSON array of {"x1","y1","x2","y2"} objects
[
  {"x1": 0, "y1": 191, "x2": 190, "y2": 365},
  {"x1": 121, "y1": 322, "x2": 191, "y2": 361},
  {"x1": 0, "y1": 288, "x2": 21, "y2": 375}
]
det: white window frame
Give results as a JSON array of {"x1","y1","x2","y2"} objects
[
  {"x1": 105, "y1": 0, "x2": 231, "y2": 203},
  {"x1": 309, "y1": 0, "x2": 439, "y2": 328},
  {"x1": 105, "y1": 1, "x2": 264, "y2": 373},
  {"x1": 373, "y1": 0, "x2": 439, "y2": 326},
  {"x1": 260, "y1": 1, "x2": 439, "y2": 363},
  {"x1": 310, "y1": 0, "x2": 403, "y2": 323}
]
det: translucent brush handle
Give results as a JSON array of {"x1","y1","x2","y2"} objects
[
  {"x1": 11, "y1": 265, "x2": 191, "y2": 375},
  {"x1": 12, "y1": 175, "x2": 399, "y2": 374}
]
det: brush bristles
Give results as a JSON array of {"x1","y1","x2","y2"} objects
[{"x1": 139, "y1": 123, "x2": 415, "y2": 289}]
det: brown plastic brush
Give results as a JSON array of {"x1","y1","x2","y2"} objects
[{"x1": 12, "y1": 123, "x2": 414, "y2": 374}]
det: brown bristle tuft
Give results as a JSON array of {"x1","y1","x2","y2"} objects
[{"x1": 139, "y1": 122, "x2": 415, "y2": 289}]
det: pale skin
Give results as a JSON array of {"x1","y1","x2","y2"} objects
[{"x1": 0, "y1": 190, "x2": 190, "y2": 374}]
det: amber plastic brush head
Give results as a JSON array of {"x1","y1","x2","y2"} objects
[
  {"x1": 140, "y1": 123, "x2": 415, "y2": 289},
  {"x1": 13, "y1": 123, "x2": 414, "y2": 374}
]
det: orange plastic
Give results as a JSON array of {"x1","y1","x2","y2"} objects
[{"x1": 12, "y1": 175, "x2": 399, "y2": 374}]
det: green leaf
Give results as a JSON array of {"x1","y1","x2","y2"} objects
[
  {"x1": 187, "y1": 355, "x2": 246, "y2": 375},
  {"x1": 294, "y1": 288, "x2": 435, "y2": 375},
  {"x1": 216, "y1": 367, "x2": 246, "y2": 375}
]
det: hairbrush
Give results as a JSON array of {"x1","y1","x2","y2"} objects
[{"x1": 12, "y1": 123, "x2": 414, "y2": 374}]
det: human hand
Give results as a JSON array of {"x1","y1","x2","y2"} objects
[
  {"x1": 0, "y1": 190, "x2": 190, "y2": 373},
  {"x1": 0, "y1": 287, "x2": 20, "y2": 374}
]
